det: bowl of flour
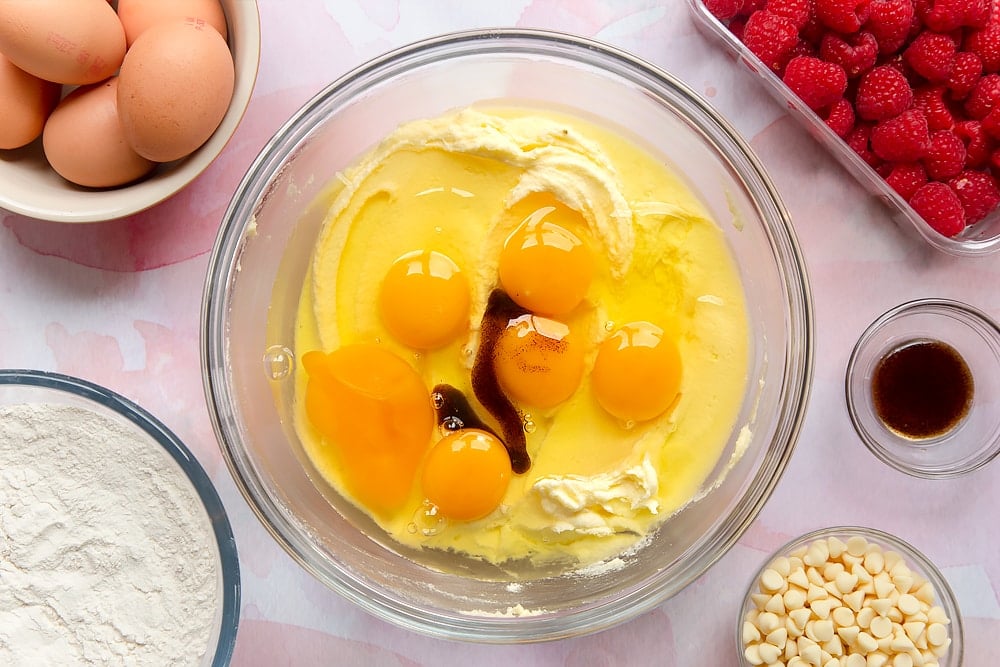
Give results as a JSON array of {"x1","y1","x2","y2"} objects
[{"x1": 0, "y1": 370, "x2": 240, "y2": 666}]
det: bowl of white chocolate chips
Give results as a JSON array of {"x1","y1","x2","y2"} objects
[{"x1": 739, "y1": 526, "x2": 961, "y2": 667}]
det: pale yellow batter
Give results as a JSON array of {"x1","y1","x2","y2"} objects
[{"x1": 291, "y1": 107, "x2": 749, "y2": 568}]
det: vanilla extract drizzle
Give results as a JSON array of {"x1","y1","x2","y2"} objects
[{"x1": 472, "y1": 289, "x2": 531, "y2": 474}]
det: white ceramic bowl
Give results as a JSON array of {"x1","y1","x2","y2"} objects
[{"x1": 0, "y1": 0, "x2": 260, "y2": 223}]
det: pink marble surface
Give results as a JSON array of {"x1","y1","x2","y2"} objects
[{"x1": 1, "y1": 1, "x2": 998, "y2": 665}]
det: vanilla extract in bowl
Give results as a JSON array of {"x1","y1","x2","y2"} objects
[{"x1": 871, "y1": 339, "x2": 974, "y2": 440}]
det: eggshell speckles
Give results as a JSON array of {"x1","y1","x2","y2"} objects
[
  {"x1": 0, "y1": 0, "x2": 125, "y2": 84},
  {"x1": 117, "y1": 0, "x2": 227, "y2": 47},
  {"x1": 117, "y1": 19, "x2": 235, "y2": 163},
  {"x1": 0, "y1": 52, "x2": 61, "y2": 149},
  {"x1": 43, "y1": 77, "x2": 156, "y2": 188}
]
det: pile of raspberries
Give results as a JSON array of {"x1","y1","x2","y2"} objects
[{"x1": 705, "y1": 0, "x2": 1000, "y2": 238}]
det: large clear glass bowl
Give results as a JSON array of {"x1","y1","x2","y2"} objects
[{"x1": 201, "y1": 29, "x2": 813, "y2": 642}]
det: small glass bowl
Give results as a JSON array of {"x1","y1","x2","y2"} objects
[
  {"x1": 738, "y1": 526, "x2": 963, "y2": 667},
  {"x1": 846, "y1": 299, "x2": 1000, "y2": 479}
]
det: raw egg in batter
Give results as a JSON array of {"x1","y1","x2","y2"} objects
[
  {"x1": 421, "y1": 429, "x2": 512, "y2": 521},
  {"x1": 379, "y1": 250, "x2": 470, "y2": 350},
  {"x1": 302, "y1": 344, "x2": 433, "y2": 514},
  {"x1": 498, "y1": 193, "x2": 594, "y2": 316},
  {"x1": 494, "y1": 314, "x2": 584, "y2": 409},
  {"x1": 592, "y1": 321, "x2": 682, "y2": 423}
]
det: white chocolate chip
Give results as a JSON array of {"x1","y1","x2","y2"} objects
[
  {"x1": 745, "y1": 643, "x2": 765, "y2": 665},
  {"x1": 762, "y1": 568, "x2": 785, "y2": 592},
  {"x1": 870, "y1": 616, "x2": 892, "y2": 639},
  {"x1": 759, "y1": 642, "x2": 782, "y2": 664},
  {"x1": 800, "y1": 641, "x2": 821, "y2": 665},
  {"x1": 832, "y1": 606, "x2": 855, "y2": 628},
  {"x1": 912, "y1": 582, "x2": 935, "y2": 606},
  {"x1": 926, "y1": 607, "x2": 948, "y2": 625},
  {"x1": 789, "y1": 568, "x2": 811, "y2": 590},
  {"x1": 838, "y1": 625, "x2": 860, "y2": 646},
  {"x1": 925, "y1": 623, "x2": 947, "y2": 647},
  {"x1": 864, "y1": 551, "x2": 885, "y2": 575},
  {"x1": 867, "y1": 654, "x2": 889, "y2": 667},
  {"x1": 790, "y1": 608, "x2": 812, "y2": 632},
  {"x1": 857, "y1": 607, "x2": 875, "y2": 629},
  {"x1": 759, "y1": 612, "x2": 782, "y2": 633},
  {"x1": 902, "y1": 622, "x2": 925, "y2": 644},
  {"x1": 857, "y1": 631, "x2": 878, "y2": 653},
  {"x1": 812, "y1": 620, "x2": 835, "y2": 643},
  {"x1": 836, "y1": 572, "x2": 860, "y2": 595},
  {"x1": 892, "y1": 653, "x2": 912, "y2": 667},
  {"x1": 897, "y1": 594, "x2": 920, "y2": 617},
  {"x1": 844, "y1": 590, "x2": 866, "y2": 612},
  {"x1": 874, "y1": 574, "x2": 896, "y2": 600},
  {"x1": 767, "y1": 593, "x2": 787, "y2": 614},
  {"x1": 811, "y1": 598, "x2": 837, "y2": 620},
  {"x1": 870, "y1": 598, "x2": 893, "y2": 617},
  {"x1": 805, "y1": 542, "x2": 830, "y2": 567},
  {"x1": 844, "y1": 654, "x2": 866, "y2": 667},
  {"x1": 827, "y1": 537, "x2": 848, "y2": 559},
  {"x1": 785, "y1": 588, "x2": 807, "y2": 611},
  {"x1": 767, "y1": 627, "x2": 789, "y2": 649},
  {"x1": 846, "y1": 536, "x2": 868, "y2": 558},
  {"x1": 744, "y1": 621, "x2": 762, "y2": 644},
  {"x1": 771, "y1": 556, "x2": 792, "y2": 577}
]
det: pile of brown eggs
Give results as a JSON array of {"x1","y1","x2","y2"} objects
[{"x1": 0, "y1": 0, "x2": 235, "y2": 188}]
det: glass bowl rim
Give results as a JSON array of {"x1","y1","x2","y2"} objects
[
  {"x1": 736, "y1": 524, "x2": 964, "y2": 667},
  {"x1": 0, "y1": 368, "x2": 241, "y2": 666},
  {"x1": 201, "y1": 27, "x2": 814, "y2": 642}
]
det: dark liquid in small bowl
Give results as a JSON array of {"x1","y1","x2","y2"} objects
[{"x1": 872, "y1": 339, "x2": 974, "y2": 440}]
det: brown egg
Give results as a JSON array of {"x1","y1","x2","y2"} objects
[
  {"x1": 0, "y1": 53, "x2": 61, "y2": 149},
  {"x1": 117, "y1": 20, "x2": 235, "y2": 163},
  {"x1": 117, "y1": 0, "x2": 227, "y2": 47},
  {"x1": 0, "y1": 0, "x2": 125, "y2": 85},
  {"x1": 42, "y1": 77, "x2": 156, "y2": 188}
]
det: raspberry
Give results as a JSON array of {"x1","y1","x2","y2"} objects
[
  {"x1": 787, "y1": 38, "x2": 819, "y2": 61},
  {"x1": 949, "y1": 168, "x2": 1000, "y2": 221},
  {"x1": 946, "y1": 51, "x2": 984, "y2": 98},
  {"x1": 914, "y1": 85, "x2": 957, "y2": 130},
  {"x1": 705, "y1": 0, "x2": 745, "y2": 20},
  {"x1": 800, "y1": 9, "x2": 828, "y2": 42},
  {"x1": 767, "y1": 0, "x2": 814, "y2": 28},
  {"x1": 738, "y1": 0, "x2": 769, "y2": 16},
  {"x1": 964, "y1": 72, "x2": 1000, "y2": 117},
  {"x1": 903, "y1": 32, "x2": 959, "y2": 82},
  {"x1": 823, "y1": 97, "x2": 857, "y2": 135},
  {"x1": 908, "y1": 181, "x2": 967, "y2": 235},
  {"x1": 924, "y1": 130, "x2": 968, "y2": 177},
  {"x1": 847, "y1": 122, "x2": 884, "y2": 166},
  {"x1": 886, "y1": 162, "x2": 930, "y2": 199},
  {"x1": 856, "y1": 65, "x2": 915, "y2": 120},
  {"x1": 988, "y1": 146, "x2": 1000, "y2": 170},
  {"x1": 783, "y1": 56, "x2": 849, "y2": 109},
  {"x1": 920, "y1": 0, "x2": 992, "y2": 31},
  {"x1": 816, "y1": 0, "x2": 871, "y2": 33},
  {"x1": 820, "y1": 31, "x2": 879, "y2": 77},
  {"x1": 871, "y1": 109, "x2": 933, "y2": 161},
  {"x1": 730, "y1": 17, "x2": 749, "y2": 39},
  {"x1": 743, "y1": 10, "x2": 801, "y2": 72},
  {"x1": 965, "y1": 23, "x2": 1000, "y2": 72},
  {"x1": 983, "y1": 104, "x2": 1000, "y2": 136},
  {"x1": 954, "y1": 118, "x2": 994, "y2": 165},
  {"x1": 866, "y1": 0, "x2": 916, "y2": 54}
]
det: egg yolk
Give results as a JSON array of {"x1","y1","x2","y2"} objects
[
  {"x1": 302, "y1": 344, "x2": 434, "y2": 514},
  {"x1": 591, "y1": 321, "x2": 682, "y2": 423},
  {"x1": 421, "y1": 429, "x2": 512, "y2": 521},
  {"x1": 494, "y1": 314, "x2": 584, "y2": 409},
  {"x1": 379, "y1": 250, "x2": 470, "y2": 349},
  {"x1": 498, "y1": 193, "x2": 594, "y2": 316}
]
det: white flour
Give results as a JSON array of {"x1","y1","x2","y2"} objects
[{"x1": 0, "y1": 403, "x2": 220, "y2": 666}]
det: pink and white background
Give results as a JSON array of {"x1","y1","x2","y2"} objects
[{"x1": 1, "y1": 1, "x2": 998, "y2": 664}]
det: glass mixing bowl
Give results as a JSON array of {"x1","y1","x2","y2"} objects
[{"x1": 201, "y1": 29, "x2": 813, "y2": 642}]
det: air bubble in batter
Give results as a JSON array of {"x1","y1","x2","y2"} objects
[{"x1": 263, "y1": 345, "x2": 294, "y2": 381}]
